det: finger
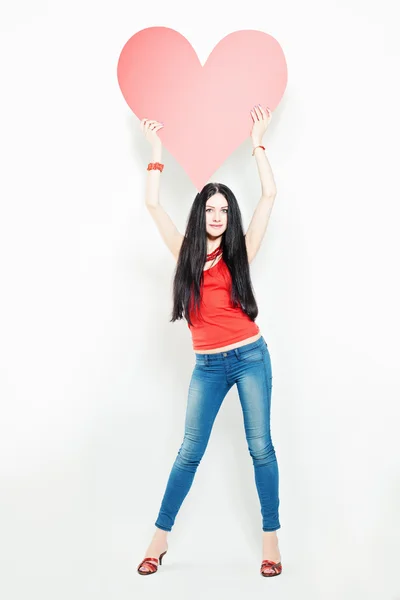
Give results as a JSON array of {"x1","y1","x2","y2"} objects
[
  {"x1": 253, "y1": 105, "x2": 261, "y2": 120},
  {"x1": 256, "y1": 104, "x2": 267, "y2": 120},
  {"x1": 266, "y1": 106, "x2": 272, "y2": 118},
  {"x1": 145, "y1": 121, "x2": 159, "y2": 131},
  {"x1": 154, "y1": 124, "x2": 164, "y2": 131},
  {"x1": 258, "y1": 104, "x2": 268, "y2": 120},
  {"x1": 250, "y1": 109, "x2": 256, "y2": 122}
]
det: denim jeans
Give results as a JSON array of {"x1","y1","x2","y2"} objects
[{"x1": 154, "y1": 335, "x2": 280, "y2": 532}]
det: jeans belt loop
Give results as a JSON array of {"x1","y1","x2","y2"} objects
[{"x1": 234, "y1": 348, "x2": 240, "y2": 360}]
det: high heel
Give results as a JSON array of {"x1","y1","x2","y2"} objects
[
  {"x1": 137, "y1": 550, "x2": 168, "y2": 575},
  {"x1": 260, "y1": 559, "x2": 282, "y2": 577}
]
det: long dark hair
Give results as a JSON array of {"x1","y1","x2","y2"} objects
[{"x1": 170, "y1": 183, "x2": 259, "y2": 327}]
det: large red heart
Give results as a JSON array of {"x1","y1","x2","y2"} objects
[{"x1": 117, "y1": 27, "x2": 287, "y2": 190}]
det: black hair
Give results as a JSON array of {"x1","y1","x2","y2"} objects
[{"x1": 170, "y1": 182, "x2": 258, "y2": 326}]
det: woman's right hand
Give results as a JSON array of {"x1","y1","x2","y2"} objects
[{"x1": 140, "y1": 118, "x2": 164, "y2": 148}]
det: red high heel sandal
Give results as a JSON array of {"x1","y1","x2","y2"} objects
[
  {"x1": 137, "y1": 550, "x2": 167, "y2": 576},
  {"x1": 260, "y1": 559, "x2": 283, "y2": 577}
]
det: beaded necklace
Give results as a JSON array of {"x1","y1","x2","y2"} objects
[{"x1": 206, "y1": 245, "x2": 223, "y2": 262}]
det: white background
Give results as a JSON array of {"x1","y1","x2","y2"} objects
[{"x1": 1, "y1": 1, "x2": 399, "y2": 599}]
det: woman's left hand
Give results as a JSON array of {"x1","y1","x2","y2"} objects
[{"x1": 250, "y1": 105, "x2": 272, "y2": 144}]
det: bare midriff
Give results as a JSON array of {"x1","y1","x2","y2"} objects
[{"x1": 194, "y1": 331, "x2": 262, "y2": 354}]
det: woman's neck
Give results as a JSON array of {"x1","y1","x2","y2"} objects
[{"x1": 207, "y1": 241, "x2": 222, "y2": 254}]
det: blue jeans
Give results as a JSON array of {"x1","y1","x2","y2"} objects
[{"x1": 155, "y1": 336, "x2": 280, "y2": 532}]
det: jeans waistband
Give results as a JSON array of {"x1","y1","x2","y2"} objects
[{"x1": 194, "y1": 335, "x2": 267, "y2": 362}]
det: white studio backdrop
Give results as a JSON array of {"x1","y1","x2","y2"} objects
[{"x1": 0, "y1": 1, "x2": 399, "y2": 599}]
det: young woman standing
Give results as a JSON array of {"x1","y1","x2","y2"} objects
[{"x1": 136, "y1": 105, "x2": 282, "y2": 577}]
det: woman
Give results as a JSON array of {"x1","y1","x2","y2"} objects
[{"x1": 137, "y1": 105, "x2": 282, "y2": 578}]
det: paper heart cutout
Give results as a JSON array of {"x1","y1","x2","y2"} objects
[{"x1": 117, "y1": 27, "x2": 287, "y2": 190}]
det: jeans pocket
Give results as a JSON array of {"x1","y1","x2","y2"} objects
[
  {"x1": 195, "y1": 358, "x2": 207, "y2": 368},
  {"x1": 238, "y1": 346, "x2": 265, "y2": 363}
]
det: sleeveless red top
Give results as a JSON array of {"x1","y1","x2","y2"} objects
[{"x1": 187, "y1": 256, "x2": 260, "y2": 350}]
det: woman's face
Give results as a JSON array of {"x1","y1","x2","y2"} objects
[{"x1": 205, "y1": 193, "x2": 228, "y2": 238}]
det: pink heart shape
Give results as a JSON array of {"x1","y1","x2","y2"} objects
[{"x1": 117, "y1": 27, "x2": 288, "y2": 190}]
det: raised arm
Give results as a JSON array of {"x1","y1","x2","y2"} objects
[
  {"x1": 245, "y1": 105, "x2": 277, "y2": 263},
  {"x1": 141, "y1": 118, "x2": 184, "y2": 261}
]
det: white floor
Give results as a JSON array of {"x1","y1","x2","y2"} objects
[{"x1": 2, "y1": 469, "x2": 399, "y2": 600}]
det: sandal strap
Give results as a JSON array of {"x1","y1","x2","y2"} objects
[
  {"x1": 261, "y1": 560, "x2": 282, "y2": 573},
  {"x1": 261, "y1": 559, "x2": 280, "y2": 565},
  {"x1": 138, "y1": 557, "x2": 159, "y2": 571},
  {"x1": 142, "y1": 557, "x2": 158, "y2": 562}
]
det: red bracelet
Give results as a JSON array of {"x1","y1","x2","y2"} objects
[
  {"x1": 147, "y1": 162, "x2": 164, "y2": 172},
  {"x1": 252, "y1": 145, "x2": 265, "y2": 156}
]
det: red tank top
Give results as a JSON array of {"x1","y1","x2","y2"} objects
[{"x1": 187, "y1": 256, "x2": 260, "y2": 350}]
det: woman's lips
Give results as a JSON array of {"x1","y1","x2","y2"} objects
[{"x1": 211, "y1": 224, "x2": 222, "y2": 228}]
